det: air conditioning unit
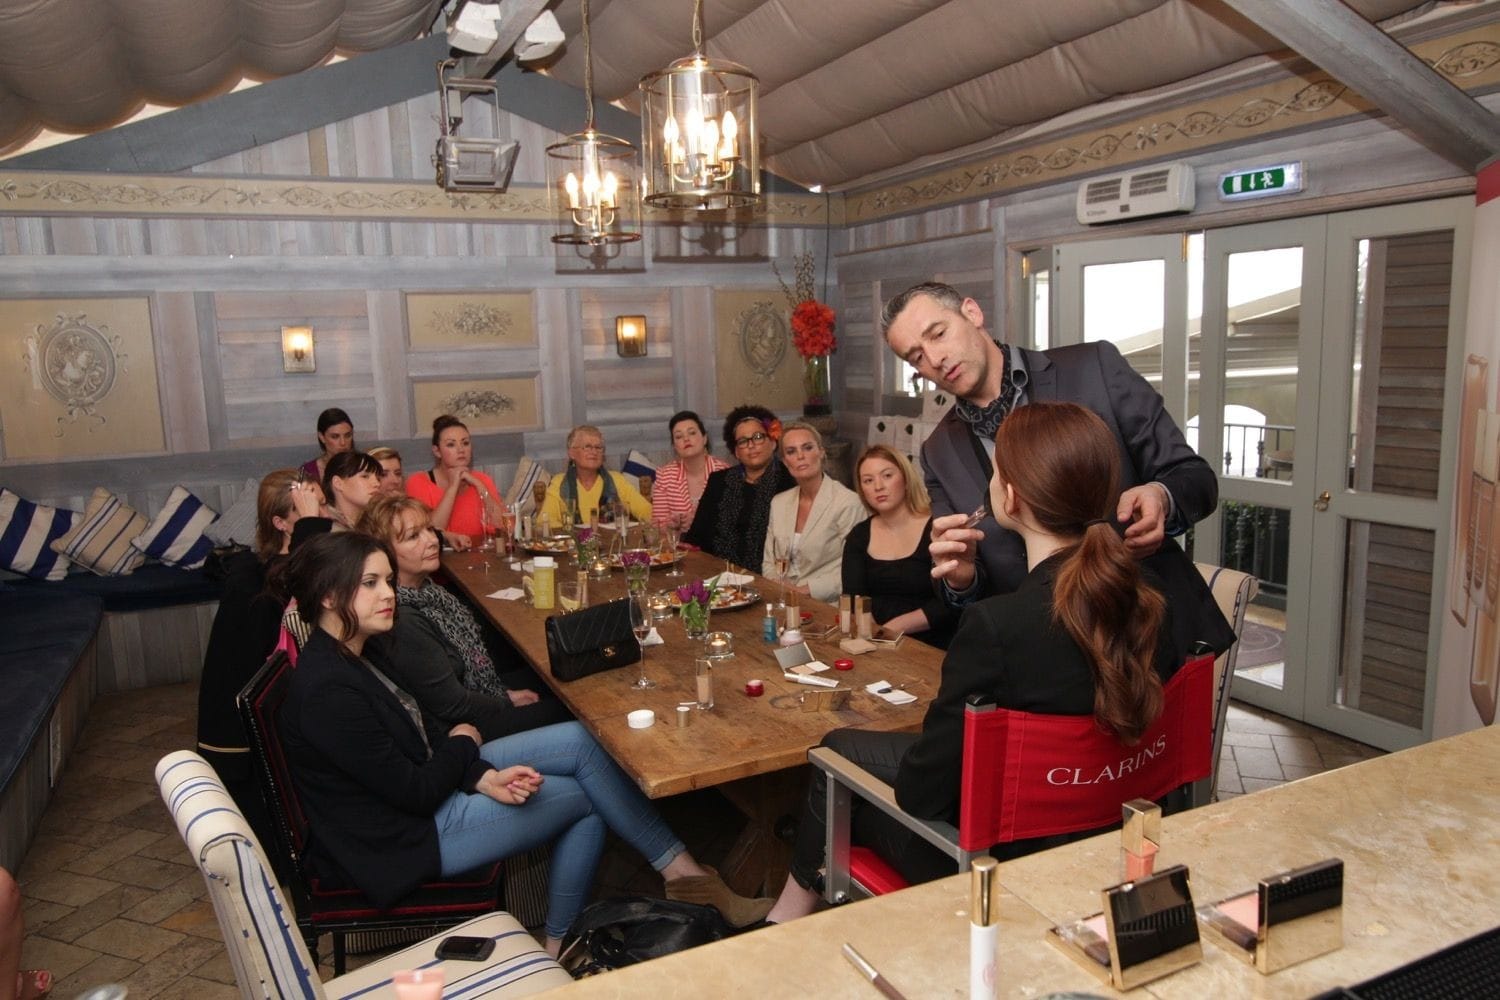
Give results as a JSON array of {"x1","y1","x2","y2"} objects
[{"x1": 1075, "y1": 163, "x2": 1195, "y2": 225}]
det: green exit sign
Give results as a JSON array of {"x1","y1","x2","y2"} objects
[{"x1": 1219, "y1": 162, "x2": 1304, "y2": 201}]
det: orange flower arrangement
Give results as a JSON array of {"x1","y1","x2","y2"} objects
[{"x1": 775, "y1": 251, "x2": 837, "y2": 360}]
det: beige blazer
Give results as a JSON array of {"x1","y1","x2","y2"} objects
[{"x1": 762, "y1": 475, "x2": 867, "y2": 603}]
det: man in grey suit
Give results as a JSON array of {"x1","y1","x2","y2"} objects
[{"x1": 882, "y1": 281, "x2": 1234, "y2": 652}]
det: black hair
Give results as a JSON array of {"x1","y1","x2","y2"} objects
[
  {"x1": 721, "y1": 404, "x2": 778, "y2": 453},
  {"x1": 286, "y1": 532, "x2": 394, "y2": 648},
  {"x1": 669, "y1": 410, "x2": 709, "y2": 449},
  {"x1": 322, "y1": 450, "x2": 382, "y2": 501},
  {"x1": 315, "y1": 407, "x2": 353, "y2": 451}
]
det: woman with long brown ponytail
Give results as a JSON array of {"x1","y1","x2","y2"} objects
[{"x1": 765, "y1": 401, "x2": 1184, "y2": 923}]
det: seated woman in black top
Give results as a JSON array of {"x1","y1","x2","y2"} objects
[
  {"x1": 682, "y1": 404, "x2": 793, "y2": 574},
  {"x1": 279, "y1": 533, "x2": 771, "y2": 954},
  {"x1": 357, "y1": 495, "x2": 570, "y2": 742},
  {"x1": 766, "y1": 402, "x2": 1183, "y2": 923},
  {"x1": 841, "y1": 445, "x2": 960, "y2": 649}
]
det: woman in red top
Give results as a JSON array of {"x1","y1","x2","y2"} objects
[{"x1": 405, "y1": 415, "x2": 507, "y2": 547}]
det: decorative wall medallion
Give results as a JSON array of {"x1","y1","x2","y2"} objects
[
  {"x1": 23, "y1": 313, "x2": 126, "y2": 433},
  {"x1": 433, "y1": 303, "x2": 512, "y2": 340},
  {"x1": 439, "y1": 388, "x2": 515, "y2": 419},
  {"x1": 406, "y1": 292, "x2": 535, "y2": 350},
  {"x1": 411, "y1": 376, "x2": 540, "y2": 433},
  {"x1": 736, "y1": 301, "x2": 789, "y2": 385}
]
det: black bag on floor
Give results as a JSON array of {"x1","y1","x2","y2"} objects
[{"x1": 558, "y1": 896, "x2": 736, "y2": 977}]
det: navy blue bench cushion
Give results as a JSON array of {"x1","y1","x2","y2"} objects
[
  {"x1": 5, "y1": 563, "x2": 223, "y2": 613},
  {"x1": 0, "y1": 589, "x2": 104, "y2": 792}
]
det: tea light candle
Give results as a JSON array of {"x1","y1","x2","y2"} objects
[
  {"x1": 705, "y1": 631, "x2": 733, "y2": 658},
  {"x1": 648, "y1": 593, "x2": 674, "y2": 622}
]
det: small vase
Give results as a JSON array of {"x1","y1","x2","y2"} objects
[
  {"x1": 682, "y1": 604, "x2": 712, "y2": 643},
  {"x1": 802, "y1": 354, "x2": 831, "y2": 417}
]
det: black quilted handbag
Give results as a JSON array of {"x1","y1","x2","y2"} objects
[{"x1": 545, "y1": 597, "x2": 642, "y2": 681}]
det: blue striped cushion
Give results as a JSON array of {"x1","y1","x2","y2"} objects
[
  {"x1": 132, "y1": 485, "x2": 220, "y2": 569},
  {"x1": 621, "y1": 448, "x2": 658, "y2": 479},
  {"x1": 0, "y1": 488, "x2": 79, "y2": 580},
  {"x1": 50, "y1": 487, "x2": 148, "y2": 577}
]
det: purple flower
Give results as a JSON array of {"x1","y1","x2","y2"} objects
[
  {"x1": 621, "y1": 549, "x2": 650, "y2": 568},
  {"x1": 575, "y1": 526, "x2": 594, "y2": 544},
  {"x1": 676, "y1": 579, "x2": 711, "y2": 606}
]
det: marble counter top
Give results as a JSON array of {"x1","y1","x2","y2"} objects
[{"x1": 539, "y1": 724, "x2": 1500, "y2": 998}]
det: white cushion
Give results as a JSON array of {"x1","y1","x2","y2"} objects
[
  {"x1": 204, "y1": 477, "x2": 260, "y2": 547},
  {"x1": 506, "y1": 458, "x2": 549, "y2": 516},
  {"x1": 132, "y1": 485, "x2": 220, "y2": 569},
  {"x1": 0, "y1": 488, "x2": 79, "y2": 580},
  {"x1": 50, "y1": 487, "x2": 147, "y2": 577}
]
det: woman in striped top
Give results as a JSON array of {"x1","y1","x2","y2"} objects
[{"x1": 651, "y1": 410, "x2": 728, "y2": 533}]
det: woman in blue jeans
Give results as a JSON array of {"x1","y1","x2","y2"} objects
[{"x1": 279, "y1": 532, "x2": 770, "y2": 954}]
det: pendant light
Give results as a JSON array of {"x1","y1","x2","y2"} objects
[
  {"x1": 546, "y1": 0, "x2": 641, "y2": 247},
  {"x1": 638, "y1": 0, "x2": 760, "y2": 210}
]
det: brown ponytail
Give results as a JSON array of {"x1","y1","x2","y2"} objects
[{"x1": 992, "y1": 403, "x2": 1166, "y2": 743}]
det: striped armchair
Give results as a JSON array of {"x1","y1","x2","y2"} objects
[
  {"x1": 155, "y1": 751, "x2": 572, "y2": 999},
  {"x1": 1192, "y1": 563, "x2": 1260, "y2": 806}
]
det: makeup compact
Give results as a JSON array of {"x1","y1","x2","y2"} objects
[
  {"x1": 1196, "y1": 857, "x2": 1343, "y2": 974},
  {"x1": 1047, "y1": 865, "x2": 1202, "y2": 990},
  {"x1": 1120, "y1": 799, "x2": 1161, "y2": 882}
]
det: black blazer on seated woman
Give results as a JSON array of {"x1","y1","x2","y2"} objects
[
  {"x1": 893, "y1": 553, "x2": 1182, "y2": 824},
  {"x1": 279, "y1": 628, "x2": 489, "y2": 909}
]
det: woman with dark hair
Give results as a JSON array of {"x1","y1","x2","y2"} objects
[
  {"x1": 682, "y1": 404, "x2": 794, "y2": 574},
  {"x1": 406, "y1": 415, "x2": 507, "y2": 547},
  {"x1": 841, "y1": 445, "x2": 960, "y2": 649},
  {"x1": 323, "y1": 450, "x2": 383, "y2": 529},
  {"x1": 299, "y1": 407, "x2": 354, "y2": 481},
  {"x1": 358, "y1": 496, "x2": 570, "y2": 741},
  {"x1": 765, "y1": 402, "x2": 1182, "y2": 922},
  {"x1": 197, "y1": 468, "x2": 323, "y2": 849},
  {"x1": 279, "y1": 532, "x2": 771, "y2": 954},
  {"x1": 651, "y1": 410, "x2": 728, "y2": 532}
]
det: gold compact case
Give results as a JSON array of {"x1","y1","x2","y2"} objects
[
  {"x1": 1197, "y1": 858, "x2": 1343, "y2": 974},
  {"x1": 1047, "y1": 864, "x2": 1202, "y2": 990}
]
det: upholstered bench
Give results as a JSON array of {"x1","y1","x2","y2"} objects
[{"x1": 0, "y1": 588, "x2": 103, "y2": 871}]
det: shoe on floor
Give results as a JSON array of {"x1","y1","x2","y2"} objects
[{"x1": 664, "y1": 866, "x2": 774, "y2": 927}]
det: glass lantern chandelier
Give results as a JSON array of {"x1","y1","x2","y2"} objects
[
  {"x1": 638, "y1": 0, "x2": 760, "y2": 211},
  {"x1": 546, "y1": 0, "x2": 641, "y2": 247}
]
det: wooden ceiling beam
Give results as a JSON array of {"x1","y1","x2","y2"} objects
[
  {"x1": 1220, "y1": 0, "x2": 1500, "y2": 172},
  {"x1": 456, "y1": 0, "x2": 554, "y2": 80}
]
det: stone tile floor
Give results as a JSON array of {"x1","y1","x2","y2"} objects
[{"x1": 17, "y1": 681, "x2": 1383, "y2": 998}]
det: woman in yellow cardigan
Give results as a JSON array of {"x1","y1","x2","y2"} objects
[{"x1": 540, "y1": 425, "x2": 652, "y2": 526}]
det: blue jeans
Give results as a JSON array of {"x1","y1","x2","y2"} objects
[{"x1": 433, "y1": 721, "x2": 684, "y2": 938}]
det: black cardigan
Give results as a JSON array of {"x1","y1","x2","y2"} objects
[
  {"x1": 840, "y1": 516, "x2": 960, "y2": 649},
  {"x1": 894, "y1": 554, "x2": 1181, "y2": 823},
  {"x1": 279, "y1": 628, "x2": 489, "y2": 908},
  {"x1": 197, "y1": 549, "x2": 283, "y2": 765}
]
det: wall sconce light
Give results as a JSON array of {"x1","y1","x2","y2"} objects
[
  {"x1": 615, "y1": 315, "x2": 647, "y2": 358},
  {"x1": 282, "y1": 325, "x2": 316, "y2": 373}
]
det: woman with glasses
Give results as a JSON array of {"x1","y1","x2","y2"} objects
[
  {"x1": 539, "y1": 425, "x2": 652, "y2": 526},
  {"x1": 683, "y1": 404, "x2": 794, "y2": 574},
  {"x1": 763, "y1": 421, "x2": 864, "y2": 603}
]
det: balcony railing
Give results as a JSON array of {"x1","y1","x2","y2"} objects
[{"x1": 1223, "y1": 421, "x2": 1295, "y2": 480}]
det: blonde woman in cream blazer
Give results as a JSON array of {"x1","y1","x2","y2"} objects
[{"x1": 763, "y1": 421, "x2": 866, "y2": 603}]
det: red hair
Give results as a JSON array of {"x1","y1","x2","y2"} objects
[{"x1": 992, "y1": 403, "x2": 1166, "y2": 743}]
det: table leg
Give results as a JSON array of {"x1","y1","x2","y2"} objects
[{"x1": 715, "y1": 766, "x2": 809, "y2": 896}]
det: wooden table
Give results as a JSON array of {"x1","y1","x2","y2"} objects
[
  {"x1": 442, "y1": 547, "x2": 945, "y2": 890},
  {"x1": 538, "y1": 723, "x2": 1500, "y2": 998}
]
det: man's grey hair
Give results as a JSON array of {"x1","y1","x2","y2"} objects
[{"x1": 879, "y1": 281, "x2": 964, "y2": 337}]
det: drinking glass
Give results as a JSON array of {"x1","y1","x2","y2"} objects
[
  {"x1": 629, "y1": 591, "x2": 654, "y2": 689},
  {"x1": 623, "y1": 547, "x2": 651, "y2": 593},
  {"x1": 661, "y1": 518, "x2": 683, "y2": 578},
  {"x1": 771, "y1": 537, "x2": 794, "y2": 607},
  {"x1": 558, "y1": 580, "x2": 583, "y2": 613}
]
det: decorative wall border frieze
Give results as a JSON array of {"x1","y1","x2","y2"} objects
[
  {"x1": 0, "y1": 172, "x2": 840, "y2": 227},
  {"x1": 845, "y1": 23, "x2": 1500, "y2": 225}
]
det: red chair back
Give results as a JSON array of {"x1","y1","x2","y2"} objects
[{"x1": 957, "y1": 652, "x2": 1214, "y2": 851}]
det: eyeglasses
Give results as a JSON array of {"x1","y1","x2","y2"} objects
[
  {"x1": 734, "y1": 432, "x2": 770, "y2": 449},
  {"x1": 574, "y1": 443, "x2": 605, "y2": 453}
]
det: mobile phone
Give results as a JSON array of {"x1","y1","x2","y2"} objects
[{"x1": 435, "y1": 934, "x2": 495, "y2": 962}]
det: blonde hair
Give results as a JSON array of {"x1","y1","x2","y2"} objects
[
  {"x1": 368, "y1": 446, "x2": 401, "y2": 464},
  {"x1": 566, "y1": 424, "x2": 605, "y2": 449},
  {"x1": 854, "y1": 445, "x2": 931, "y2": 516},
  {"x1": 357, "y1": 494, "x2": 431, "y2": 546},
  {"x1": 779, "y1": 420, "x2": 824, "y2": 451}
]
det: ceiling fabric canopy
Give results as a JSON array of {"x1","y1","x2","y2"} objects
[
  {"x1": 545, "y1": 0, "x2": 1435, "y2": 190},
  {"x1": 0, "y1": 0, "x2": 440, "y2": 155}
]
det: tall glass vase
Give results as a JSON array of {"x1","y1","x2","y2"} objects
[{"x1": 802, "y1": 354, "x2": 831, "y2": 417}]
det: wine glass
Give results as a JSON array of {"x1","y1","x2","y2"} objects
[
  {"x1": 661, "y1": 515, "x2": 684, "y2": 578},
  {"x1": 771, "y1": 537, "x2": 794, "y2": 607},
  {"x1": 629, "y1": 591, "x2": 654, "y2": 689}
]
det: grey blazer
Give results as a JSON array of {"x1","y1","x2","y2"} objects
[{"x1": 920, "y1": 339, "x2": 1235, "y2": 653}]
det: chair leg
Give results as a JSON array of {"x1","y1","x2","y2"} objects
[
  {"x1": 304, "y1": 932, "x2": 319, "y2": 970},
  {"x1": 333, "y1": 932, "x2": 347, "y2": 976}
]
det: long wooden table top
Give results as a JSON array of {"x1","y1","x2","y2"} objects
[
  {"x1": 442, "y1": 548, "x2": 944, "y2": 798},
  {"x1": 537, "y1": 723, "x2": 1500, "y2": 998}
]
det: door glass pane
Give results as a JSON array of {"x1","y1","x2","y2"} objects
[
  {"x1": 1219, "y1": 247, "x2": 1302, "y2": 480},
  {"x1": 1221, "y1": 500, "x2": 1291, "y2": 690},
  {"x1": 1347, "y1": 231, "x2": 1455, "y2": 499},
  {"x1": 1338, "y1": 521, "x2": 1435, "y2": 728},
  {"x1": 1083, "y1": 260, "x2": 1163, "y2": 383},
  {"x1": 1030, "y1": 268, "x2": 1051, "y2": 350}
]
